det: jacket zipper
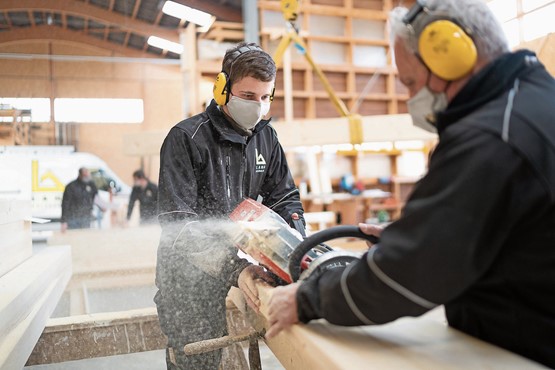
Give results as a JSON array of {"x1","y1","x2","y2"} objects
[
  {"x1": 225, "y1": 155, "x2": 232, "y2": 200},
  {"x1": 240, "y1": 145, "x2": 246, "y2": 199}
]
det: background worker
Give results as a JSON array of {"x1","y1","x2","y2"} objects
[
  {"x1": 61, "y1": 167, "x2": 100, "y2": 231},
  {"x1": 262, "y1": 0, "x2": 555, "y2": 368},
  {"x1": 155, "y1": 42, "x2": 305, "y2": 369},
  {"x1": 126, "y1": 169, "x2": 158, "y2": 225}
]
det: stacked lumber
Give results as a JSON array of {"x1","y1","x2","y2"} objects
[
  {"x1": 0, "y1": 199, "x2": 71, "y2": 370},
  {"x1": 0, "y1": 199, "x2": 32, "y2": 276}
]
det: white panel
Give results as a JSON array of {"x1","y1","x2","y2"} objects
[
  {"x1": 523, "y1": 0, "x2": 554, "y2": 12},
  {"x1": 352, "y1": 18, "x2": 384, "y2": 40},
  {"x1": 353, "y1": 45, "x2": 387, "y2": 68},
  {"x1": 396, "y1": 151, "x2": 427, "y2": 178},
  {"x1": 522, "y1": 4, "x2": 555, "y2": 42},
  {"x1": 311, "y1": 41, "x2": 346, "y2": 64},
  {"x1": 327, "y1": 155, "x2": 352, "y2": 179},
  {"x1": 357, "y1": 155, "x2": 392, "y2": 179},
  {"x1": 488, "y1": 0, "x2": 518, "y2": 22},
  {"x1": 261, "y1": 9, "x2": 284, "y2": 28},
  {"x1": 309, "y1": 15, "x2": 345, "y2": 37}
]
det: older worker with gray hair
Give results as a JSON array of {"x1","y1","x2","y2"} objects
[{"x1": 262, "y1": 0, "x2": 555, "y2": 367}]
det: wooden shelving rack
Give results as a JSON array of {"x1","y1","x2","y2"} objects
[{"x1": 258, "y1": 0, "x2": 410, "y2": 121}]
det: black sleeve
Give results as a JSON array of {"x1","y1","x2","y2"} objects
[
  {"x1": 157, "y1": 127, "x2": 200, "y2": 225},
  {"x1": 60, "y1": 183, "x2": 72, "y2": 223},
  {"x1": 297, "y1": 128, "x2": 525, "y2": 325},
  {"x1": 150, "y1": 182, "x2": 159, "y2": 199},
  {"x1": 260, "y1": 131, "x2": 304, "y2": 225},
  {"x1": 127, "y1": 187, "x2": 138, "y2": 220}
]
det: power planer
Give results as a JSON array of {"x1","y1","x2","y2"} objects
[{"x1": 229, "y1": 198, "x2": 379, "y2": 283}]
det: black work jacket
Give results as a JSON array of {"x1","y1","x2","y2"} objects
[
  {"x1": 157, "y1": 100, "x2": 304, "y2": 287},
  {"x1": 297, "y1": 51, "x2": 555, "y2": 368},
  {"x1": 158, "y1": 100, "x2": 303, "y2": 224},
  {"x1": 126, "y1": 182, "x2": 158, "y2": 222},
  {"x1": 60, "y1": 178, "x2": 97, "y2": 223}
]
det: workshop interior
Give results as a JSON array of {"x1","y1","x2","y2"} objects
[{"x1": 1, "y1": 0, "x2": 554, "y2": 369}]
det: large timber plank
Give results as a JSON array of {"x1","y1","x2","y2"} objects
[
  {"x1": 240, "y1": 283, "x2": 548, "y2": 369},
  {"x1": 26, "y1": 307, "x2": 166, "y2": 365},
  {"x1": 0, "y1": 199, "x2": 32, "y2": 277},
  {"x1": 0, "y1": 246, "x2": 71, "y2": 370}
]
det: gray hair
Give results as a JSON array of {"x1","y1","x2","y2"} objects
[{"x1": 390, "y1": 0, "x2": 509, "y2": 62}]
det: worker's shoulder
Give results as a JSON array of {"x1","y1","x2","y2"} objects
[
  {"x1": 256, "y1": 121, "x2": 280, "y2": 142},
  {"x1": 171, "y1": 111, "x2": 211, "y2": 136},
  {"x1": 64, "y1": 178, "x2": 79, "y2": 189}
]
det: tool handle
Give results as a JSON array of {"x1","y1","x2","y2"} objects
[
  {"x1": 288, "y1": 225, "x2": 379, "y2": 282},
  {"x1": 183, "y1": 330, "x2": 260, "y2": 355}
]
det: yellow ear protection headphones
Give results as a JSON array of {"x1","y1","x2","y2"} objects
[
  {"x1": 403, "y1": 0, "x2": 478, "y2": 81},
  {"x1": 213, "y1": 45, "x2": 276, "y2": 106}
]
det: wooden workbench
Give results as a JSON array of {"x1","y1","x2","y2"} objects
[{"x1": 230, "y1": 284, "x2": 547, "y2": 369}]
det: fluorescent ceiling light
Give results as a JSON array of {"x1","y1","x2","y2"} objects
[
  {"x1": 163, "y1": 1, "x2": 212, "y2": 27},
  {"x1": 197, "y1": 15, "x2": 216, "y2": 33},
  {"x1": 147, "y1": 36, "x2": 184, "y2": 54}
]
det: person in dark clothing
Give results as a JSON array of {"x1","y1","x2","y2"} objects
[
  {"x1": 126, "y1": 169, "x2": 158, "y2": 225},
  {"x1": 61, "y1": 167, "x2": 98, "y2": 232},
  {"x1": 155, "y1": 42, "x2": 305, "y2": 369},
  {"x1": 264, "y1": 0, "x2": 555, "y2": 368}
]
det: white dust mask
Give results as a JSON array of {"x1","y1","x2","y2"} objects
[
  {"x1": 407, "y1": 86, "x2": 448, "y2": 133},
  {"x1": 226, "y1": 95, "x2": 271, "y2": 130}
]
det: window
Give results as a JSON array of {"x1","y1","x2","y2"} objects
[
  {"x1": 0, "y1": 97, "x2": 50, "y2": 122},
  {"x1": 488, "y1": 0, "x2": 555, "y2": 46}
]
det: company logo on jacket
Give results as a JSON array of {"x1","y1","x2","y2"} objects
[{"x1": 255, "y1": 148, "x2": 266, "y2": 173}]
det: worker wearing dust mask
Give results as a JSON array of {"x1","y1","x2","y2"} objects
[{"x1": 155, "y1": 42, "x2": 305, "y2": 369}]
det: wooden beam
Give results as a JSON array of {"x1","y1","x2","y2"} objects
[
  {"x1": 131, "y1": 0, "x2": 141, "y2": 19},
  {"x1": 0, "y1": 25, "x2": 163, "y2": 58},
  {"x1": 231, "y1": 281, "x2": 546, "y2": 369},
  {"x1": 25, "y1": 308, "x2": 166, "y2": 365},
  {"x1": 0, "y1": 246, "x2": 71, "y2": 370},
  {"x1": 26, "y1": 301, "x2": 251, "y2": 366},
  {"x1": 0, "y1": 199, "x2": 32, "y2": 276},
  {"x1": 0, "y1": 0, "x2": 178, "y2": 42},
  {"x1": 271, "y1": 114, "x2": 437, "y2": 147}
]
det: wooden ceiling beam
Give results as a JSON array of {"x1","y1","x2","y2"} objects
[
  {"x1": 28, "y1": 10, "x2": 35, "y2": 27},
  {"x1": 0, "y1": 0, "x2": 178, "y2": 42},
  {"x1": 131, "y1": 0, "x2": 141, "y2": 18},
  {"x1": 0, "y1": 25, "x2": 162, "y2": 59}
]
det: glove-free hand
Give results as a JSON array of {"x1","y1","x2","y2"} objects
[
  {"x1": 266, "y1": 283, "x2": 301, "y2": 339},
  {"x1": 238, "y1": 265, "x2": 276, "y2": 314},
  {"x1": 358, "y1": 223, "x2": 383, "y2": 247}
]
